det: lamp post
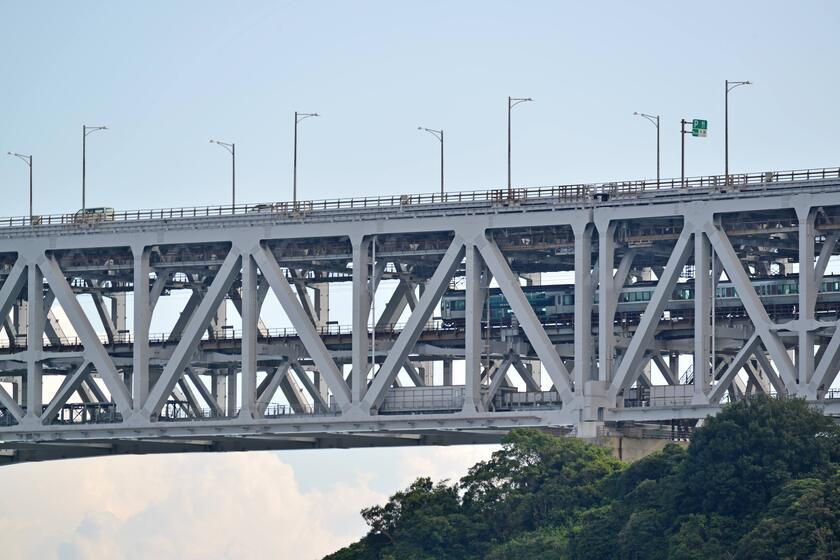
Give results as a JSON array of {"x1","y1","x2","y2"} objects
[
  {"x1": 725, "y1": 80, "x2": 752, "y2": 182},
  {"x1": 7, "y1": 152, "x2": 33, "y2": 221},
  {"x1": 633, "y1": 112, "x2": 660, "y2": 186},
  {"x1": 680, "y1": 118, "x2": 689, "y2": 188},
  {"x1": 293, "y1": 111, "x2": 319, "y2": 204},
  {"x1": 210, "y1": 139, "x2": 236, "y2": 206},
  {"x1": 508, "y1": 96, "x2": 533, "y2": 199},
  {"x1": 82, "y1": 125, "x2": 108, "y2": 213},
  {"x1": 418, "y1": 127, "x2": 444, "y2": 195}
]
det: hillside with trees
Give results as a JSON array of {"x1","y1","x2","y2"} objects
[{"x1": 324, "y1": 397, "x2": 839, "y2": 560}]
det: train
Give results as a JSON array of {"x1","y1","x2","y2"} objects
[{"x1": 440, "y1": 274, "x2": 840, "y2": 326}]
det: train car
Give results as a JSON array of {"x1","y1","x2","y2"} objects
[{"x1": 440, "y1": 274, "x2": 840, "y2": 327}]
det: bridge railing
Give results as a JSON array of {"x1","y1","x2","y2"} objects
[{"x1": 0, "y1": 166, "x2": 837, "y2": 229}]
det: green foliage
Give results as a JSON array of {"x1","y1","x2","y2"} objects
[
  {"x1": 325, "y1": 397, "x2": 840, "y2": 560},
  {"x1": 459, "y1": 428, "x2": 622, "y2": 538},
  {"x1": 485, "y1": 527, "x2": 568, "y2": 560},
  {"x1": 736, "y1": 472, "x2": 840, "y2": 560},
  {"x1": 680, "y1": 395, "x2": 839, "y2": 518}
]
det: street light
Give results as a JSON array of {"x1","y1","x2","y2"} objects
[
  {"x1": 210, "y1": 139, "x2": 236, "y2": 206},
  {"x1": 508, "y1": 96, "x2": 533, "y2": 199},
  {"x1": 418, "y1": 127, "x2": 444, "y2": 196},
  {"x1": 82, "y1": 125, "x2": 108, "y2": 213},
  {"x1": 7, "y1": 152, "x2": 33, "y2": 221},
  {"x1": 725, "y1": 79, "x2": 752, "y2": 182},
  {"x1": 633, "y1": 112, "x2": 660, "y2": 186},
  {"x1": 293, "y1": 111, "x2": 319, "y2": 204}
]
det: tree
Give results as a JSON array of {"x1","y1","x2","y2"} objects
[
  {"x1": 736, "y1": 473, "x2": 840, "y2": 560},
  {"x1": 679, "y1": 396, "x2": 840, "y2": 518},
  {"x1": 460, "y1": 428, "x2": 622, "y2": 539}
]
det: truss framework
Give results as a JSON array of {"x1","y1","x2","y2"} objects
[{"x1": 0, "y1": 171, "x2": 839, "y2": 463}]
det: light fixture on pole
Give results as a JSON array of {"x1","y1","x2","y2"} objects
[
  {"x1": 82, "y1": 125, "x2": 108, "y2": 213},
  {"x1": 210, "y1": 139, "x2": 236, "y2": 207},
  {"x1": 7, "y1": 151, "x2": 33, "y2": 221},
  {"x1": 633, "y1": 112, "x2": 661, "y2": 186},
  {"x1": 725, "y1": 79, "x2": 752, "y2": 183},
  {"x1": 508, "y1": 96, "x2": 533, "y2": 199},
  {"x1": 293, "y1": 111, "x2": 319, "y2": 204},
  {"x1": 417, "y1": 127, "x2": 444, "y2": 196}
]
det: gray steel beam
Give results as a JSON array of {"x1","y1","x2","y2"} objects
[
  {"x1": 694, "y1": 231, "x2": 712, "y2": 400},
  {"x1": 240, "y1": 254, "x2": 258, "y2": 417},
  {"x1": 574, "y1": 223, "x2": 594, "y2": 391},
  {"x1": 350, "y1": 236, "x2": 371, "y2": 403},
  {"x1": 598, "y1": 222, "x2": 617, "y2": 382},
  {"x1": 463, "y1": 243, "x2": 483, "y2": 412},
  {"x1": 132, "y1": 246, "x2": 151, "y2": 408}
]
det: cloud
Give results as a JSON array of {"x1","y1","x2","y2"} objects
[
  {"x1": 0, "y1": 443, "x2": 499, "y2": 559},
  {"x1": 0, "y1": 452, "x2": 385, "y2": 560},
  {"x1": 395, "y1": 445, "x2": 498, "y2": 487}
]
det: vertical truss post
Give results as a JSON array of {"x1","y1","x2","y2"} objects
[
  {"x1": 26, "y1": 264, "x2": 44, "y2": 418},
  {"x1": 693, "y1": 231, "x2": 712, "y2": 401},
  {"x1": 240, "y1": 253, "x2": 258, "y2": 417},
  {"x1": 463, "y1": 243, "x2": 483, "y2": 412},
  {"x1": 598, "y1": 222, "x2": 617, "y2": 382},
  {"x1": 351, "y1": 236, "x2": 371, "y2": 403},
  {"x1": 574, "y1": 223, "x2": 594, "y2": 392},
  {"x1": 797, "y1": 207, "x2": 816, "y2": 392},
  {"x1": 132, "y1": 246, "x2": 151, "y2": 408}
]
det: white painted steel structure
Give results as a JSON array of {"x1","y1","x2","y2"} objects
[{"x1": 1, "y1": 166, "x2": 839, "y2": 464}]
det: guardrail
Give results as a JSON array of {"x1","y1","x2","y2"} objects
[
  {"x1": 0, "y1": 166, "x2": 837, "y2": 228},
  {"x1": 0, "y1": 319, "x2": 463, "y2": 350}
]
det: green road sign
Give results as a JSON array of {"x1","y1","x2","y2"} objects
[{"x1": 692, "y1": 119, "x2": 708, "y2": 137}]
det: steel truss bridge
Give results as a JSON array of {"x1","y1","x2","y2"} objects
[{"x1": 1, "y1": 167, "x2": 840, "y2": 464}]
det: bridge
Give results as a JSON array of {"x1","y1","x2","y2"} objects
[{"x1": 1, "y1": 166, "x2": 839, "y2": 464}]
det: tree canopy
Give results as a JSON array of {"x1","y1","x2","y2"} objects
[{"x1": 324, "y1": 396, "x2": 840, "y2": 560}]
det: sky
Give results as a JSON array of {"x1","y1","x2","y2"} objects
[{"x1": 1, "y1": 1, "x2": 839, "y2": 558}]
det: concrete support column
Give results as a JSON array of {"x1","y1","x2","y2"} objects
[
  {"x1": 694, "y1": 232, "x2": 712, "y2": 401},
  {"x1": 226, "y1": 367, "x2": 237, "y2": 416},
  {"x1": 670, "y1": 352, "x2": 680, "y2": 383},
  {"x1": 574, "y1": 223, "x2": 594, "y2": 392},
  {"x1": 463, "y1": 244, "x2": 483, "y2": 412},
  {"x1": 312, "y1": 281, "x2": 329, "y2": 328},
  {"x1": 313, "y1": 371, "x2": 330, "y2": 404},
  {"x1": 109, "y1": 292, "x2": 126, "y2": 333},
  {"x1": 797, "y1": 207, "x2": 816, "y2": 392},
  {"x1": 13, "y1": 300, "x2": 28, "y2": 346},
  {"x1": 211, "y1": 372, "x2": 227, "y2": 414},
  {"x1": 132, "y1": 246, "x2": 151, "y2": 409},
  {"x1": 350, "y1": 236, "x2": 371, "y2": 403},
  {"x1": 26, "y1": 264, "x2": 44, "y2": 418},
  {"x1": 598, "y1": 223, "x2": 617, "y2": 383},
  {"x1": 442, "y1": 359, "x2": 453, "y2": 386},
  {"x1": 240, "y1": 254, "x2": 258, "y2": 417}
]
